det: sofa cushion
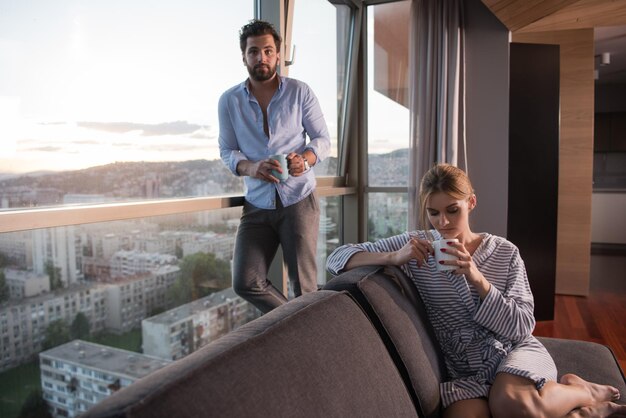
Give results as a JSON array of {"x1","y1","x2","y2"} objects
[
  {"x1": 81, "y1": 290, "x2": 418, "y2": 418},
  {"x1": 538, "y1": 336, "x2": 626, "y2": 401},
  {"x1": 324, "y1": 266, "x2": 447, "y2": 418}
]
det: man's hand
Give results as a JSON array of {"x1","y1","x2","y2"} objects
[
  {"x1": 237, "y1": 159, "x2": 282, "y2": 183},
  {"x1": 287, "y1": 152, "x2": 314, "y2": 176}
]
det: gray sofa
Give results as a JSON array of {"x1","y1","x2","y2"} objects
[{"x1": 81, "y1": 266, "x2": 625, "y2": 418}]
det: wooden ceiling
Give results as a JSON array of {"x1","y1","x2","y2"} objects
[{"x1": 480, "y1": 0, "x2": 626, "y2": 33}]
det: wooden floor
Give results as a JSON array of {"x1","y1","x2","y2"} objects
[{"x1": 532, "y1": 254, "x2": 626, "y2": 372}]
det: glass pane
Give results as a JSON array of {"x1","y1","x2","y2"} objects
[
  {"x1": 367, "y1": 192, "x2": 408, "y2": 242},
  {"x1": 0, "y1": 1, "x2": 252, "y2": 210},
  {"x1": 317, "y1": 196, "x2": 342, "y2": 285},
  {"x1": 290, "y1": 1, "x2": 350, "y2": 176},
  {"x1": 0, "y1": 207, "x2": 263, "y2": 417},
  {"x1": 283, "y1": 195, "x2": 341, "y2": 297},
  {"x1": 367, "y1": 1, "x2": 411, "y2": 187}
]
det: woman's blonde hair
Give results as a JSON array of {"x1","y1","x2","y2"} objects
[{"x1": 418, "y1": 163, "x2": 475, "y2": 229}]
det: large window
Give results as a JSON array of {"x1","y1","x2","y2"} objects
[
  {"x1": 0, "y1": 2, "x2": 352, "y2": 417},
  {"x1": 366, "y1": 1, "x2": 411, "y2": 240}
]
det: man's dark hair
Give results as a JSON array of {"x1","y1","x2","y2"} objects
[{"x1": 239, "y1": 19, "x2": 282, "y2": 54}]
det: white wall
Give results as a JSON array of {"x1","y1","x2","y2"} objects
[
  {"x1": 592, "y1": 192, "x2": 626, "y2": 244},
  {"x1": 464, "y1": 0, "x2": 511, "y2": 237}
]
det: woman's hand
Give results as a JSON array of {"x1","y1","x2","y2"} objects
[
  {"x1": 442, "y1": 241, "x2": 491, "y2": 298},
  {"x1": 393, "y1": 235, "x2": 433, "y2": 267}
]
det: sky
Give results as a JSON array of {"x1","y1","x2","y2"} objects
[{"x1": 0, "y1": 0, "x2": 408, "y2": 174}]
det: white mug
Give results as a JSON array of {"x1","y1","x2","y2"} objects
[{"x1": 433, "y1": 239, "x2": 459, "y2": 271}]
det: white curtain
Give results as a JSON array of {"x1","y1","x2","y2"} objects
[{"x1": 408, "y1": 0, "x2": 466, "y2": 230}]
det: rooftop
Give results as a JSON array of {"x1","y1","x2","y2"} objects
[
  {"x1": 40, "y1": 340, "x2": 171, "y2": 380},
  {"x1": 144, "y1": 287, "x2": 240, "y2": 326}
]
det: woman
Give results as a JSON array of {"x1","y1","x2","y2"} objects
[{"x1": 326, "y1": 163, "x2": 625, "y2": 418}]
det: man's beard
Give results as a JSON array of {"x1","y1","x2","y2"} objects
[{"x1": 247, "y1": 63, "x2": 276, "y2": 82}]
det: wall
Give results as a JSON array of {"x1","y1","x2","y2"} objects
[
  {"x1": 596, "y1": 83, "x2": 626, "y2": 112},
  {"x1": 463, "y1": 0, "x2": 510, "y2": 237},
  {"x1": 466, "y1": 0, "x2": 596, "y2": 295},
  {"x1": 512, "y1": 29, "x2": 595, "y2": 296},
  {"x1": 594, "y1": 82, "x2": 626, "y2": 245},
  {"x1": 592, "y1": 192, "x2": 626, "y2": 244}
]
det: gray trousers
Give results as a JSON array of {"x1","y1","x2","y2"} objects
[{"x1": 232, "y1": 192, "x2": 320, "y2": 313}]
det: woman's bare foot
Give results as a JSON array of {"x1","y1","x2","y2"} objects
[
  {"x1": 567, "y1": 401, "x2": 626, "y2": 418},
  {"x1": 560, "y1": 374, "x2": 621, "y2": 403}
]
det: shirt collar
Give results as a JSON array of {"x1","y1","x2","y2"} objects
[{"x1": 243, "y1": 74, "x2": 284, "y2": 95}]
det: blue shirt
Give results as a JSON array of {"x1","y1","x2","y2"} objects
[{"x1": 218, "y1": 76, "x2": 330, "y2": 209}]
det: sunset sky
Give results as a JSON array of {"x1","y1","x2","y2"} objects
[{"x1": 0, "y1": 0, "x2": 408, "y2": 174}]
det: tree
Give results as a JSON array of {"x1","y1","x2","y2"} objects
[
  {"x1": 18, "y1": 389, "x2": 53, "y2": 418},
  {"x1": 45, "y1": 261, "x2": 63, "y2": 291},
  {"x1": 149, "y1": 306, "x2": 166, "y2": 317},
  {"x1": 168, "y1": 252, "x2": 231, "y2": 306},
  {"x1": 0, "y1": 269, "x2": 8, "y2": 303},
  {"x1": 70, "y1": 312, "x2": 90, "y2": 340},
  {"x1": 42, "y1": 319, "x2": 70, "y2": 350},
  {"x1": 367, "y1": 218, "x2": 377, "y2": 239}
]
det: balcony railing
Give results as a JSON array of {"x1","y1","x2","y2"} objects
[{"x1": 0, "y1": 177, "x2": 353, "y2": 234}]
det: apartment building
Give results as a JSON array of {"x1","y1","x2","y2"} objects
[
  {"x1": 3, "y1": 268, "x2": 49, "y2": 300},
  {"x1": 104, "y1": 265, "x2": 180, "y2": 333},
  {"x1": 32, "y1": 226, "x2": 83, "y2": 287},
  {"x1": 180, "y1": 232, "x2": 236, "y2": 261},
  {"x1": 39, "y1": 340, "x2": 171, "y2": 418},
  {"x1": 0, "y1": 285, "x2": 108, "y2": 372},
  {"x1": 0, "y1": 264, "x2": 178, "y2": 371},
  {"x1": 0, "y1": 231, "x2": 33, "y2": 267},
  {"x1": 109, "y1": 250, "x2": 177, "y2": 279},
  {"x1": 142, "y1": 287, "x2": 259, "y2": 360}
]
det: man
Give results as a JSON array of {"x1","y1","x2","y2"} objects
[{"x1": 218, "y1": 19, "x2": 330, "y2": 313}]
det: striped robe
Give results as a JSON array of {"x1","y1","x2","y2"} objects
[{"x1": 326, "y1": 230, "x2": 558, "y2": 408}]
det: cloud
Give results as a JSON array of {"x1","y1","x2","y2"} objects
[
  {"x1": 28, "y1": 145, "x2": 64, "y2": 152},
  {"x1": 190, "y1": 127, "x2": 216, "y2": 140},
  {"x1": 77, "y1": 120, "x2": 206, "y2": 136},
  {"x1": 72, "y1": 139, "x2": 100, "y2": 145}
]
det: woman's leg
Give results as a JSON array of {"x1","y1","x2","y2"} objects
[
  {"x1": 443, "y1": 398, "x2": 491, "y2": 418},
  {"x1": 566, "y1": 401, "x2": 626, "y2": 418},
  {"x1": 489, "y1": 372, "x2": 625, "y2": 418}
]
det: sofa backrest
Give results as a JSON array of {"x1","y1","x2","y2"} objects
[
  {"x1": 324, "y1": 265, "x2": 447, "y2": 418},
  {"x1": 81, "y1": 290, "x2": 418, "y2": 418}
]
